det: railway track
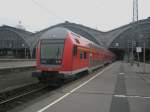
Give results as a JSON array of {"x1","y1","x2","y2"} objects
[{"x1": 0, "y1": 83, "x2": 50, "y2": 112}]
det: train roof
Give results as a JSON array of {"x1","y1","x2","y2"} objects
[
  {"x1": 39, "y1": 27, "x2": 108, "y2": 50},
  {"x1": 39, "y1": 27, "x2": 69, "y2": 39}
]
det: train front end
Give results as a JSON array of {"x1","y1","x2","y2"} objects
[
  {"x1": 39, "y1": 39, "x2": 64, "y2": 70},
  {"x1": 32, "y1": 27, "x2": 73, "y2": 83}
]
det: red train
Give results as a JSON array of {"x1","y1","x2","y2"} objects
[{"x1": 33, "y1": 27, "x2": 115, "y2": 83}]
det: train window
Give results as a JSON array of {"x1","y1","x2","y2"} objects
[
  {"x1": 73, "y1": 45, "x2": 77, "y2": 56},
  {"x1": 40, "y1": 39, "x2": 64, "y2": 65},
  {"x1": 71, "y1": 32, "x2": 80, "y2": 38},
  {"x1": 80, "y1": 51, "x2": 83, "y2": 59},
  {"x1": 84, "y1": 52, "x2": 87, "y2": 59}
]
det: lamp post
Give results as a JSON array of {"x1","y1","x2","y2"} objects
[
  {"x1": 22, "y1": 43, "x2": 26, "y2": 58},
  {"x1": 140, "y1": 33, "x2": 150, "y2": 74},
  {"x1": 143, "y1": 39, "x2": 146, "y2": 73}
]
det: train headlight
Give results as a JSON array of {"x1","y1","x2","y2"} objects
[{"x1": 56, "y1": 59, "x2": 62, "y2": 64}]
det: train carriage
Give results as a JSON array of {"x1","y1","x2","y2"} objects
[{"x1": 32, "y1": 27, "x2": 115, "y2": 83}]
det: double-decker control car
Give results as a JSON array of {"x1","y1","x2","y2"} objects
[{"x1": 32, "y1": 27, "x2": 115, "y2": 83}]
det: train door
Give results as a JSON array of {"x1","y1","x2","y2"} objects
[
  {"x1": 89, "y1": 53, "x2": 92, "y2": 67},
  {"x1": 88, "y1": 52, "x2": 93, "y2": 73}
]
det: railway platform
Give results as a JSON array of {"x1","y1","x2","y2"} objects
[
  {"x1": 11, "y1": 61, "x2": 150, "y2": 112},
  {"x1": 0, "y1": 60, "x2": 37, "y2": 93},
  {"x1": 0, "y1": 60, "x2": 35, "y2": 70}
]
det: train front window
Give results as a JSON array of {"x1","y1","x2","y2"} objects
[{"x1": 40, "y1": 39, "x2": 64, "y2": 65}]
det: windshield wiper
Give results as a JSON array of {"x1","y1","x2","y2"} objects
[{"x1": 56, "y1": 47, "x2": 60, "y2": 59}]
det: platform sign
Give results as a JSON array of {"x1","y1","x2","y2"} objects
[
  {"x1": 136, "y1": 47, "x2": 142, "y2": 53},
  {"x1": 115, "y1": 43, "x2": 119, "y2": 47}
]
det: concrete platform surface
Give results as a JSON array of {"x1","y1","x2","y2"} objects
[
  {"x1": 0, "y1": 61, "x2": 35, "y2": 70},
  {"x1": 0, "y1": 60, "x2": 37, "y2": 93},
  {"x1": 0, "y1": 69, "x2": 38, "y2": 93},
  {"x1": 11, "y1": 61, "x2": 150, "y2": 112}
]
